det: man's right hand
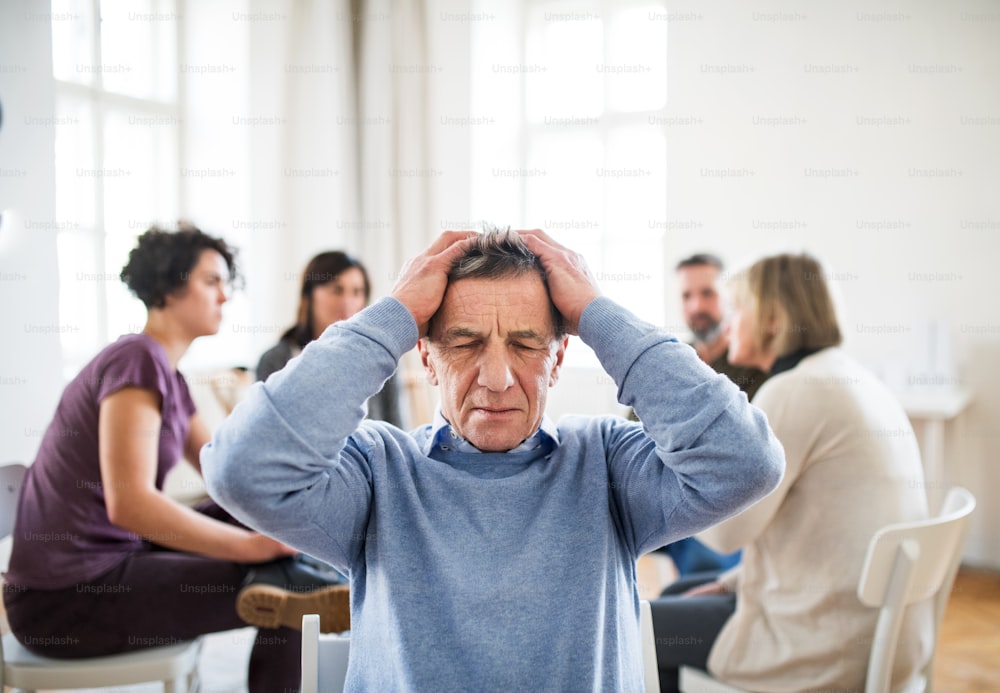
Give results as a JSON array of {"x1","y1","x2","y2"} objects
[{"x1": 391, "y1": 231, "x2": 478, "y2": 337}]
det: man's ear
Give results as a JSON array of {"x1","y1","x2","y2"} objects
[
  {"x1": 548, "y1": 336, "x2": 569, "y2": 387},
  {"x1": 418, "y1": 338, "x2": 439, "y2": 386}
]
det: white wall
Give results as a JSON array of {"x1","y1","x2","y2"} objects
[
  {"x1": 5, "y1": 0, "x2": 998, "y2": 566},
  {"x1": 0, "y1": 3, "x2": 63, "y2": 465},
  {"x1": 194, "y1": 0, "x2": 1000, "y2": 565},
  {"x1": 179, "y1": 0, "x2": 369, "y2": 372},
  {"x1": 648, "y1": 0, "x2": 1000, "y2": 566}
]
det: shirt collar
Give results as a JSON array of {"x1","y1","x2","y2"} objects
[{"x1": 424, "y1": 409, "x2": 560, "y2": 455}]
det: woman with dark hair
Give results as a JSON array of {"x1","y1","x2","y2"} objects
[
  {"x1": 651, "y1": 253, "x2": 932, "y2": 692},
  {"x1": 257, "y1": 250, "x2": 406, "y2": 426},
  {"x1": 2, "y1": 224, "x2": 345, "y2": 692}
]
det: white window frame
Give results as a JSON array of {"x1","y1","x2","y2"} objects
[{"x1": 51, "y1": 0, "x2": 182, "y2": 376}]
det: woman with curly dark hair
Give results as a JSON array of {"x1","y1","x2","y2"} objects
[{"x1": 2, "y1": 223, "x2": 344, "y2": 691}]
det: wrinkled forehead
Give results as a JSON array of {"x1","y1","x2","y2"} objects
[{"x1": 430, "y1": 274, "x2": 557, "y2": 340}]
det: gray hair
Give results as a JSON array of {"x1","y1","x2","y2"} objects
[
  {"x1": 449, "y1": 225, "x2": 542, "y2": 281},
  {"x1": 676, "y1": 252, "x2": 724, "y2": 273},
  {"x1": 439, "y1": 225, "x2": 566, "y2": 338}
]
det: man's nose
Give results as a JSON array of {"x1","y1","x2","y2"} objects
[{"x1": 477, "y1": 347, "x2": 515, "y2": 391}]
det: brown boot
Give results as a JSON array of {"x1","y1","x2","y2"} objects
[{"x1": 236, "y1": 556, "x2": 350, "y2": 633}]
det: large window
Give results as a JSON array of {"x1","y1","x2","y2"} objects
[
  {"x1": 470, "y1": 0, "x2": 669, "y2": 365},
  {"x1": 50, "y1": 0, "x2": 180, "y2": 376}
]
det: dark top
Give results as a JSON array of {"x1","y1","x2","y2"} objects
[
  {"x1": 256, "y1": 337, "x2": 406, "y2": 428},
  {"x1": 769, "y1": 347, "x2": 823, "y2": 377},
  {"x1": 6, "y1": 334, "x2": 195, "y2": 589},
  {"x1": 706, "y1": 348, "x2": 769, "y2": 402}
]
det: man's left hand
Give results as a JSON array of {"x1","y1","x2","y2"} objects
[{"x1": 520, "y1": 229, "x2": 601, "y2": 336}]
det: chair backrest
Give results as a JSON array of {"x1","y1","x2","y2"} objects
[
  {"x1": 0, "y1": 463, "x2": 27, "y2": 540},
  {"x1": 300, "y1": 614, "x2": 350, "y2": 693},
  {"x1": 639, "y1": 599, "x2": 660, "y2": 692},
  {"x1": 857, "y1": 486, "x2": 976, "y2": 693}
]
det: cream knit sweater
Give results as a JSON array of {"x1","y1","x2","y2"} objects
[{"x1": 701, "y1": 348, "x2": 933, "y2": 692}]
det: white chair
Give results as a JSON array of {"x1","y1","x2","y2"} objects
[
  {"x1": 680, "y1": 486, "x2": 976, "y2": 693},
  {"x1": 301, "y1": 600, "x2": 661, "y2": 691},
  {"x1": 0, "y1": 463, "x2": 203, "y2": 693},
  {"x1": 640, "y1": 598, "x2": 661, "y2": 692},
  {"x1": 299, "y1": 614, "x2": 349, "y2": 693}
]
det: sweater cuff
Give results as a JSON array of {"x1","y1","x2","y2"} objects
[{"x1": 338, "y1": 296, "x2": 420, "y2": 360}]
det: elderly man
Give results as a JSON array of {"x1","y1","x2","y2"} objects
[{"x1": 203, "y1": 229, "x2": 783, "y2": 691}]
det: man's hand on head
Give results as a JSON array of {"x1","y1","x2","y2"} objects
[
  {"x1": 391, "y1": 231, "x2": 478, "y2": 337},
  {"x1": 520, "y1": 230, "x2": 601, "y2": 336}
]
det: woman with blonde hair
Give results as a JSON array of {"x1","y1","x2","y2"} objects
[{"x1": 651, "y1": 253, "x2": 932, "y2": 692}]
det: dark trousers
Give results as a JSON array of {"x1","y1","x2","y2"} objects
[
  {"x1": 650, "y1": 571, "x2": 736, "y2": 693},
  {"x1": 3, "y1": 500, "x2": 300, "y2": 693}
]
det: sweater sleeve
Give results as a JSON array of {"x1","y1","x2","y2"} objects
[
  {"x1": 255, "y1": 340, "x2": 293, "y2": 382},
  {"x1": 577, "y1": 297, "x2": 785, "y2": 557},
  {"x1": 697, "y1": 374, "x2": 808, "y2": 554},
  {"x1": 201, "y1": 298, "x2": 418, "y2": 568}
]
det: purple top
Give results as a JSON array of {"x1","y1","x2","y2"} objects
[{"x1": 5, "y1": 334, "x2": 195, "y2": 589}]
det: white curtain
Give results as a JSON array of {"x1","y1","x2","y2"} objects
[
  {"x1": 283, "y1": 0, "x2": 472, "y2": 290},
  {"x1": 353, "y1": 0, "x2": 439, "y2": 422},
  {"x1": 351, "y1": 0, "x2": 435, "y2": 296},
  {"x1": 282, "y1": 0, "x2": 472, "y2": 423},
  {"x1": 281, "y1": 0, "x2": 361, "y2": 260}
]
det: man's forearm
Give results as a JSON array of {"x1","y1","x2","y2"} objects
[
  {"x1": 201, "y1": 298, "x2": 415, "y2": 539},
  {"x1": 578, "y1": 296, "x2": 785, "y2": 553}
]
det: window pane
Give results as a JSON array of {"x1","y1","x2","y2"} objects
[
  {"x1": 523, "y1": 134, "x2": 605, "y2": 367},
  {"x1": 604, "y1": 128, "x2": 666, "y2": 234},
  {"x1": 102, "y1": 107, "x2": 179, "y2": 235},
  {"x1": 51, "y1": 0, "x2": 97, "y2": 86},
  {"x1": 100, "y1": 0, "x2": 178, "y2": 101},
  {"x1": 104, "y1": 232, "x2": 147, "y2": 343},
  {"x1": 102, "y1": 106, "x2": 178, "y2": 341},
  {"x1": 603, "y1": 128, "x2": 666, "y2": 323},
  {"x1": 607, "y1": 5, "x2": 668, "y2": 112},
  {"x1": 54, "y1": 95, "x2": 96, "y2": 228},
  {"x1": 525, "y1": 5, "x2": 603, "y2": 121},
  {"x1": 57, "y1": 230, "x2": 105, "y2": 375},
  {"x1": 524, "y1": 133, "x2": 604, "y2": 245}
]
